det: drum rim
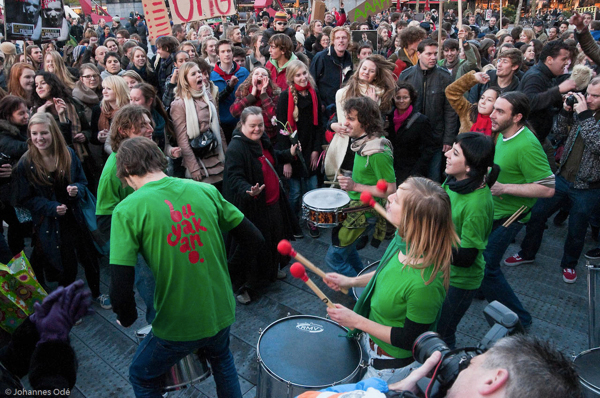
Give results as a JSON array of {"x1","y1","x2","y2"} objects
[
  {"x1": 256, "y1": 315, "x2": 363, "y2": 388},
  {"x1": 352, "y1": 261, "x2": 380, "y2": 300},
  {"x1": 163, "y1": 369, "x2": 212, "y2": 392},
  {"x1": 303, "y1": 188, "x2": 351, "y2": 209},
  {"x1": 574, "y1": 347, "x2": 600, "y2": 388}
]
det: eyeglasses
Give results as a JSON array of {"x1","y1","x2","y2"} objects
[{"x1": 82, "y1": 74, "x2": 99, "y2": 79}]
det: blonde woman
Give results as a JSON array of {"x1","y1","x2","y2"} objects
[
  {"x1": 326, "y1": 55, "x2": 396, "y2": 181},
  {"x1": 170, "y1": 62, "x2": 225, "y2": 185},
  {"x1": 121, "y1": 70, "x2": 143, "y2": 90},
  {"x1": 519, "y1": 28, "x2": 535, "y2": 45},
  {"x1": 91, "y1": 75, "x2": 130, "y2": 154},
  {"x1": 325, "y1": 176, "x2": 459, "y2": 382},
  {"x1": 44, "y1": 51, "x2": 77, "y2": 89},
  {"x1": 126, "y1": 46, "x2": 157, "y2": 86}
]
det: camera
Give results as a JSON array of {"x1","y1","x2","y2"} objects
[
  {"x1": 411, "y1": 301, "x2": 523, "y2": 398},
  {"x1": 0, "y1": 152, "x2": 11, "y2": 168},
  {"x1": 566, "y1": 95, "x2": 577, "y2": 108}
]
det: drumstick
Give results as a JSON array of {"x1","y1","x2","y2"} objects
[
  {"x1": 359, "y1": 191, "x2": 397, "y2": 227},
  {"x1": 290, "y1": 263, "x2": 336, "y2": 309},
  {"x1": 278, "y1": 240, "x2": 349, "y2": 295},
  {"x1": 502, "y1": 205, "x2": 527, "y2": 228}
]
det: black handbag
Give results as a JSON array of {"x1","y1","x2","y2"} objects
[{"x1": 189, "y1": 130, "x2": 218, "y2": 158}]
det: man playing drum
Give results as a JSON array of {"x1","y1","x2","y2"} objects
[
  {"x1": 324, "y1": 97, "x2": 396, "y2": 277},
  {"x1": 108, "y1": 138, "x2": 264, "y2": 398}
]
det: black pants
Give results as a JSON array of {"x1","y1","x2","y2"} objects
[{"x1": 0, "y1": 204, "x2": 28, "y2": 255}]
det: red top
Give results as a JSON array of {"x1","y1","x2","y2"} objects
[{"x1": 259, "y1": 146, "x2": 280, "y2": 205}]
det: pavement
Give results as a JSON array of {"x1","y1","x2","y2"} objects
[{"x1": 20, "y1": 214, "x2": 595, "y2": 397}]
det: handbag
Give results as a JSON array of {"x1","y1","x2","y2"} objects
[
  {"x1": 78, "y1": 186, "x2": 109, "y2": 256},
  {"x1": 189, "y1": 129, "x2": 218, "y2": 158},
  {"x1": 0, "y1": 252, "x2": 47, "y2": 333}
]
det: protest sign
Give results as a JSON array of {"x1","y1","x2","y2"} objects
[
  {"x1": 346, "y1": 0, "x2": 391, "y2": 22},
  {"x1": 5, "y1": 0, "x2": 69, "y2": 42},
  {"x1": 170, "y1": 0, "x2": 236, "y2": 24},
  {"x1": 142, "y1": 0, "x2": 172, "y2": 38}
]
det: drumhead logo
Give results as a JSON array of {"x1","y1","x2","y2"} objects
[{"x1": 296, "y1": 322, "x2": 325, "y2": 333}]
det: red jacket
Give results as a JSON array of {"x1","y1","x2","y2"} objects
[{"x1": 265, "y1": 54, "x2": 298, "y2": 91}]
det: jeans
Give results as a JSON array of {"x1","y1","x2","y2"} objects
[
  {"x1": 480, "y1": 221, "x2": 532, "y2": 327},
  {"x1": 129, "y1": 326, "x2": 242, "y2": 398},
  {"x1": 326, "y1": 240, "x2": 365, "y2": 277},
  {"x1": 360, "y1": 334, "x2": 420, "y2": 383},
  {"x1": 437, "y1": 286, "x2": 477, "y2": 349},
  {"x1": 135, "y1": 254, "x2": 156, "y2": 324},
  {"x1": 519, "y1": 175, "x2": 600, "y2": 269},
  {"x1": 428, "y1": 150, "x2": 443, "y2": 183},
  {"x1": 289, "y1": 175, "x2": 318, "y2": 217}
]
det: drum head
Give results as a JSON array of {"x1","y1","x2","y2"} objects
[
  {"x1": 575, "y1": 348, "x2": 600, "y2": 390},
  {"x1": 303, "y1": 189, "x2": 350, "y2": 209},
  {"x1": 353, "y1": 262, "x2": 380, "y2": 300},
  {"x1": 258, "y1": 315, "x2": 361, "y2": 388}
]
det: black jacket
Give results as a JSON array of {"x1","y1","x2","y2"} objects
[
  {"x1": 398, "y1": 62, "x2": 457, "y2": 145},
  {"x1": 309, "y1": 46, "x2": 354, "y2": 108},
  {"x1": 517, "y1": 61, "x2": 565, "y2": 141},
  {"x1": 0, "y1": 120, "x2": 28, "y2": 204},
  {"x1": 385, "y1": 109, "x2": 437, "y2": 184},
  {"x1": 259, "y1": 27, "x2": 298, "y2": 58},
  {"x1": 467, "y1": 69, "x2": 520, "y2": 103}
]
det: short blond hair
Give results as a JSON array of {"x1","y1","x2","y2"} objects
[{"x1": 329, "y1": 26, "x2": 351, "y2": 43}]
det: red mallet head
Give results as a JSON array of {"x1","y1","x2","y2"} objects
[
  {"x1": 376, "y1": 179, "x2": 388, "y2": 193},
  {"x1": 360, "y1": 190, "x2": 375, "y2": 207},
  {"x1": 290, "y1": 262, "x2": 309, "y2": 282},
  {"x1": 277, "y1": 239, "x2": 297, "y2": 257}
]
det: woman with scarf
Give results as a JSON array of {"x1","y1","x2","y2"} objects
[
  {"x1": 445, "y1": 71, "x2": 500, "y2": 141},
  {"x1": 91, "y1": 75, "x2": 130, "y2": 156},
  {"x1": 126, "y1": 46, "x2": 158, "y2": 86},
  {"x1": 437, "y1": 133, "x2": 497, "y2": 348},
  {"x1": 170, "y1": 62, "x2": 226, "y2": 187},
  {"x1": 325, "y1": 55, "x2": 395, "y2": 182},
  {"x1": 230, "y1": 67, "x2": 281, "y2": 145},
  {"x1": 32, "y1": 71, "x2": 100, "y2": 193},
  {"x1": 13, "y1": 113, "x2": 109, "y2": 308},
  {"x1": 73, "y1": 64, "x2": 102, "y2": 124},
  {"x1": 223, "y1": 107, "x2": 299, "y2": 304},
  {"x1": 276, "y1": 60, "x2": 323, "y2": 238},
  {"x1": 385, "y1": 82, "x2": 437, "y2": 185},
  {"x1": 324, "y1": 176, "x2": 458, "y2": 382}
]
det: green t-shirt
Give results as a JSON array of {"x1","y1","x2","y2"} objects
[
  {"x1": 494, "y1": 127, "x2": 552, "y2": 223},
  {"x1": 350, "y1": 148, "x2": 395, "y2": 206},
  {"x1": 368, "y1": 238, "x2": 446, "y2": 359},
  {"x1": 110, "y1": 177, "x2": 244, "y2": 341},
  {"x1": 96, "y1": 152, "x2": 134, "y2": 216},
  {"x1": 443, "y1": 183, "x2": 494, "y2": 290}
]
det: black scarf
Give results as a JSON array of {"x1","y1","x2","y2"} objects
[{"x1": 445, "y1": 175, "x2": 485, "y2": 195}]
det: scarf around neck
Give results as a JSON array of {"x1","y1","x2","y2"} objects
[
  {"x1": 393, "y1": 105, "x2": 413, "y2": 132},
  {"x1": 445, "y1": 175, "x2": 485, "y2": 195},
  {"x1": 184, "y1": 88, "x2": 225, "y2": 162},
  {"x1": 470, "y1": 113, "x2": 492, "y2": 136},
  {"x1": 444, "y1": 56, "x2": 460, "y2": 72},
  {"x1": 350, "y1": 134, "x2": 393, "y2": 157},
  {"x1": 73, "y1": 81, "x2": 101, "y2": 106},
  {"x1": 288, "y1": 82, "x2": 318, "y2": 132}
]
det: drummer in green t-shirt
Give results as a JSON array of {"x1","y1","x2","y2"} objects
[
  {"x1": 325, "y1": 97, "x2": 396, "y2": 278},
  {"x1": 324, "y1": 176, "x2": 459, "y2": 382},
  {"x1": 437, "y1": 132, "x2": 497, "y2": 349}
]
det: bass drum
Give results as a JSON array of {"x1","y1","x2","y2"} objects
[
  {"x1": 574, "y1": 348, "x2": 600, "y2": 397},
  {"x1": 256, "y1": 315, "x2": 364, "y2": 398},
  {"x1": 352, "y1": 261, "x2": 380, "y2": 300}
]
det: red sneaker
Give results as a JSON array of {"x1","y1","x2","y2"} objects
[
  {"x1": 504, "y1": 254, "x2": 534, "y2": 267},
  {"x1": 563, "y1": 268, "x2": 577, "y2": 284}
]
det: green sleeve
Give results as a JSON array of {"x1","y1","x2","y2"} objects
[
  {"x1": 519, "y1": 139, "x2": 553, "y2": 183},
  {"x1": 96, "y1": 153, "x2": 134, "y2": 216},
  {"x1": 109, "y1": 205, "x2": 139, "y2": 266},
  {"x1": 211, "y1": 185, "x2": 245, "y2": 233},
  {"x1": 459, "y1": 215, "x2": 491, "y2": 250},
  {"x1": 405, "y1": 280, "x2": 445, "y2": 324},
  {"x1": 371, "y1": 150, "x2": 396, "y2": 184}
]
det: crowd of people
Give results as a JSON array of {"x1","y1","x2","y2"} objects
[{"x1": 0, "y1": 5, "x2": 594, "y2": 398}]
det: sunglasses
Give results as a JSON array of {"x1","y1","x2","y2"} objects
[{"x1": 276, "y1": 22, "x2": 287, "y2": 26}]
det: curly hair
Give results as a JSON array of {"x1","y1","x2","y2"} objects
[
  {"x1": 109, "y1": 104, "x2": 152, "y2": 152},
  {"x1": 235, "y1": 67, "x2": 281, "y2": 98},
  {"x1": 343, "y1": 96, "x2": 383, "y2": 138},
  {"x1": 32, "y1": 71, "x2": 72, "y2": 108},
  {"x1": 341, "y1": 55, "x2": 396, "y2": 114},
  {"x1": 399, "y1": 26, "x2": 427, "y2": 49}
]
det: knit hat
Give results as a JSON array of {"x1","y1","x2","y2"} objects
[
  {"x1": 274, "y1": 11, "x2": 287, "y2": 23},
  {"x1": 296, "y1": 31, "x2": 305, "y2": 45},
  {"x1": 0, "y1": 42, "x2": 16, "y2": 56}
]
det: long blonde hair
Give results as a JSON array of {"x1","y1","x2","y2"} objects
[
  {"x1": 45, "y1": 51, "x2": 76, "y2": 89},
  {"x1": 175, "y1": 61, "x2": 205, "y2": 99},
  {"x1": 101, "y1": 75, "x2": 130, "y2": 113},
  {"x1": 396, "y1": 177, "x2": 460, "y2": 288},
  {"x1": 285, "y1": 60, "x2": 317, "y2": 124},
  {"x1": 342, "y1": 55, "x2": 396, "y2": 114},
  {"x1": 23, "y1": 113, "x2": 72, "y2": 187}
]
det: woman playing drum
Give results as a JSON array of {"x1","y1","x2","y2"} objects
[{"x1": 324, "y1": 177, "x2": 459, "y2": 382}]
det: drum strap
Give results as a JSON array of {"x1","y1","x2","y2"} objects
[
  {"x1": 263, "y1": 156, "x2": 285, "y2": 192},
  {"x1": 371, "y1": 356, "x2": 414, "y2": 370}
]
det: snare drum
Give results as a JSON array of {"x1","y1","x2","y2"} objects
[
  {"x1": 135, "y1": 326, "x2": 211, "y2": 392},
  {"x1": 302, "y1": 188, "x2": 351, "y2": 228},
  {"x1": 352, "y1": 261, "x2": 380, "y2": 300},
  {"x1": 574, "y1": 348, "x2": 600, "y2": 397},
  {"x1": 256, "y1": 315, "x2": 364, "y2": 398}
]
